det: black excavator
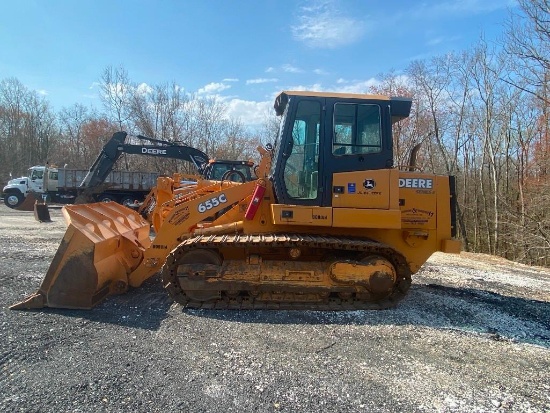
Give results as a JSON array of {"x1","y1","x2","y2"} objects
[
  {"x1": 32, "y1": 131, "x2": 255, "y2": 221},
  {"x1": 75, "y1": 131, "x2": 254, "y2": 204}
]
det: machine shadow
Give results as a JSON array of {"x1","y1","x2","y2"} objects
[
  {"x1": 182, "y1": 283, "x2": 550, "y2": 348},
  {"x1": 43, "y1": 275, "x2": 172, "y2": 331},
  {"x1": 43, "y1": 280, "x2": 549, "y2": 348}
]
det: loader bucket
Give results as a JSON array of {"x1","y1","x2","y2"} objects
[{"x1": 11, "y1": 202, "x2": 151, "y2": 310}]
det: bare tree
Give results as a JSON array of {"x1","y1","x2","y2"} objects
[
  {"x1": 99, "y1": 66, "x2": 131, "y2": 130},
  {"x1": 0, "y1": 77, "x2": 58, "y2": 180},
  {"x1": 368, "y1": 71, "x2": 421, "y2": 168},
  {"x1": 214, "y1": 118, "x2": 261, "y2": 161},
  {"x1": 407, "y1": 56, "x2": 456, "y2": 175},
  {"x1": 193, "y1": 97, "x2": 228, "y2": 156},
  {"x1": 504, "y1": 0, "x2": 550, "y2": 104},
  {"x1": 58, "y1": 104, "x2": 91, "y2": 168}
]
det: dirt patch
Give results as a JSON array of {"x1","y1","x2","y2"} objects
[{"x1": 1, "y1": 206, "x2": 549, "y2": 412}]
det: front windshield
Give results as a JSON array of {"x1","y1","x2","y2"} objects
[
  {"x1": 270, "y1": 101, "x2": 289, "y2": 178},
  {"x1": 211, "y1": 164, "x2": 251, "y2": 180}
]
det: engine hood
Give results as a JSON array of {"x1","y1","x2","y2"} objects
[{"x1": 4, "y1": 177, "x2": 29, "y2": 189}]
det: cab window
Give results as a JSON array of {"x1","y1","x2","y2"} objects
[
  {"x1": 30, "y1": 169, "x2": 43, "y2": 180},
  {"x1": 333, "y1": 103, "x2": 382, "y2": 155}
]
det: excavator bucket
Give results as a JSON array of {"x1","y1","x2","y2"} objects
[
  {"x1": 34, "y1": 201, "x2": 51, "y2": 222},
  {"x1": 11, "y1": 202, "x2": 151, "y2": 310}
]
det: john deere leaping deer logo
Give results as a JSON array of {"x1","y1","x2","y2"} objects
[{"x1": 363, "y1": 179, "x2": 376, "y2": 190}]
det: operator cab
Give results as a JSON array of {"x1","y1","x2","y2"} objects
[
  {"x1": 270, "y1": 91, "x2": 412, "y2": 207},
  {"x1": 203, "y1": 160, "x2": 255, "y2": 182}
]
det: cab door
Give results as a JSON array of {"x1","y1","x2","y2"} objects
[
  {"x1": 29, "y1": 168, "x2": 44, "y2": 192},
  {"x1": 320, "y1": 98, "x2": 393, "y2": 206},
  {"x1": 273, "y1": 97, "x2": 324, "y2": 206}
]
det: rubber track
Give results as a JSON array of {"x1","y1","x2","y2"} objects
[{"x1": 162, "y1": 233, "x2": 412, "y2": 310}]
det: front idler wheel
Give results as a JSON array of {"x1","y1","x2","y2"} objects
[{"x1": 163, "y1": 248, "x2": 223, "y2": 306}]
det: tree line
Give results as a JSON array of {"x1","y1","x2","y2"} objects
[
  {"x1": 0, "y1": 69, "x2": 275, "y2": 182},
  {"x1": 370, "y1": 0, "x2": 549, "y2": 266},
  {"x1": 0, "y1": 0, "x2": 548, "y2": 266}
]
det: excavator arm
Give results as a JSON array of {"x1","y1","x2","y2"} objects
[{"x1": 79, "y1": 131, "x2": 209, "y2": 191}]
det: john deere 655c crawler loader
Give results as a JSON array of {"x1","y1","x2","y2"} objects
[{"x1": 12, "y1": 91, "x2": 461, "y2": 311}]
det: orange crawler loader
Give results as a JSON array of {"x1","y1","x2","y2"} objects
[{"x1": 12, "y1": 91, "x2": 461, "y2": 311}]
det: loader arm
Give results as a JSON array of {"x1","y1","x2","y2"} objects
[
  {"x1": 127, "y1": 180, "x2": 258, "y2": 287},
  {"x1": 10, "y1": 180, "x2": 256, "y2": 310}
]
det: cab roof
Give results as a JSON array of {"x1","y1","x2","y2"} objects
[
  {"x1": 279, "y1": 90, "x2": 390, "y2": 100},
  {"x1": 274, "y1": 90, "x2": 412, "y2": 123}
]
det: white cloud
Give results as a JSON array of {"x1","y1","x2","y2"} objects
[
  {"x1": 313, "y1": 68, "x2": 328, "y2": 75},
  {"x1": 103, "y1": 82, "x2": 132, "y2": 97},
  {"x1": 283, "y1": 78, "x2": 381, "y2": 95},
  {"x1": 136, "y1": 82, "x2": 153, "y2": 95},
  {"x1": 291, "y1": 0, "x2": 367, "y2": 49},
  {"x1": 262, "y1": 65, "x2": 306, "y2": 74},
  {"x1": 246, "y1": 78, "x2": 279, "y2": 85},
  {"x1": 225, "y1": 76, "x2": 401, "y2": 126},
  {"x1": 333, "y1": 78, "x2": 381, "y2": 94},
  {"x1": 282, "y1": 83, "x2": 324, "y2": 92},
  {"x1": 282, "y1": 64, "x2": 304, "y2": 73},
  {"x1": 223, "y1": 78, "x2": 239, "y2": 82},
  {"x1": 88, "y1": 82, "x2": 100, "y2": 90},
  {"x1": 37, "y1": 89, "x2": 48, "y2": 96},
  {"x1": 198, "y1": 82, "x2": 231, "y2": 95},
  {"x1": 226, "y1": 98, "x2": 273, "y2": 127},
  {"x1": 426, "y1": 35, "x2": 461, "y2": 47}
]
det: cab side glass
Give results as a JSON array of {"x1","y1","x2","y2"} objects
[
  {"x1": 333, "y1": 103, "x2": 382, "y2": 156},
  {"x1": 31, "y1": 170, "x2": 43, "y2": 180}
]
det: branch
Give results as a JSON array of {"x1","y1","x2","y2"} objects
[{"x1": 497, "y1": 76, "x2": 550, "y2": 105}]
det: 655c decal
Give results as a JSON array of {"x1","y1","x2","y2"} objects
[{"x1": 198, "y1": 193, "x2": 227, "y2": 213}]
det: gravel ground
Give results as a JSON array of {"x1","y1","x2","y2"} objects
[{"x1": 1, "y1": 206, "x2": 549, "y2": 413}]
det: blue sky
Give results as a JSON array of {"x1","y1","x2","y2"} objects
[{"x1": 0, "y1": 0, "x2": 516, "y2": 126}]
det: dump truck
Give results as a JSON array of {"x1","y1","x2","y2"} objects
[
  {"x1": 2, "y1": 165, "x2": 163, "y2": 208},
  {"x1": 2, "y1": 133, "x2": 208, "y2": 208},
  {"x1": 12, "y1": 90, "x2": 461, "y2": 311}
]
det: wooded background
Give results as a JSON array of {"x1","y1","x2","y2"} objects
[{"x1": 1, "y1": 0, "x2": 548, "y2": 266}]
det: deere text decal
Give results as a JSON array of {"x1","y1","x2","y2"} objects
[{"x1": 399, "y1": 178, "x2": 433, "y2": 189}]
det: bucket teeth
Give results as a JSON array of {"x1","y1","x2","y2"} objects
[{"x1": 10, "y1": 292, "x2": 46, "y2": 310}]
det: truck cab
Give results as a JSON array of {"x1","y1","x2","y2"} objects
[
  {"x1": 27, "y1": 166, "x2": 59, "y2": 193},
  {"x1": 3, "y1": 176, "x2": 29, "y2": 207},
  {"x1": 2, "y1": 166, "x2": 59, "y2": 208},
  {"x1": 202, "y1": 160, "x2": 255, "y2": 182}
]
